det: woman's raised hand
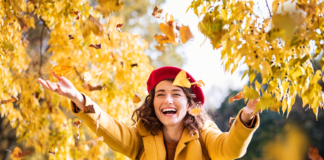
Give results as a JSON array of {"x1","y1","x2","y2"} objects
[{"x1": 37, "y1": 70, "x2": 84, "y2": 110}]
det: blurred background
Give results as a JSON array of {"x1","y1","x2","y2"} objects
[{"x1": 1, "y1": 0, "x2": 324, "y2": 159}]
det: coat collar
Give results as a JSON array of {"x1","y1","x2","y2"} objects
[{"x1": 136, "y1": 119, "x2": 200, "y2": 159}]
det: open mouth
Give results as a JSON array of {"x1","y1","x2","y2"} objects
[{"x1": 161, "y1": 108, "x2": 177, "y2": 115}]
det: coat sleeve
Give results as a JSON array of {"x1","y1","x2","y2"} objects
[
  {"x1": 203, "y1": 109, "x2": 260, "y2": 160},
  {"x1": 69, "y1": 93, "x2": 143, "y2": 159}
]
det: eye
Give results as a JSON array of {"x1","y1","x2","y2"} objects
[
  {"x1": 174, "y1": 94, "x2": 181, "y2": 96},
  {"x1": 157, "y1": 94, "x2": 164, "y2": 97}
]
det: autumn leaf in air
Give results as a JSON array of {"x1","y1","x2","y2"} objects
[
  {"x1": 229, "y1": 91, "x2": 244, "y2": 103},
  {"x1": 159, "y1": 23, "x2": 177, "y2": 44},
  {"x1": 48, "y1": 150, "x2": 56, "y2": 155},
  {"x1": 191, "y1": 80, "x2": 205, "y2": 87},
  {"x1": 1, "y1": 96, "x2": 18, "y2": 104},
  {"x1": 189, "y1": 108, "x2": 202, "y2": 116},
  {"x1": 173, "y1": 70, "x2": 191, "y2": 88},
  {"x1": 89, "y1": 15, "x2": 103, "y2": 36},
  {"x1": 85, "y1": 136, "x2": 104, "y2": 145},
  {"x1": 89, "y1": 44, "x2": 102, "y2": 49},
  {"x1": 68, "y1": 35, "x2": 74, "y2": 40},
  {"x1": 309, "y1": 145, "x2": 323, "y2": 160},
  {"x1": 116, "y1": 23, "x2": 124, "y2": 32},
  {"x1": 10, "y1": 147, "x2": 32, "y2": 160},
  {"x1": 133, "y1": 91, "x2": 141, "y2": 103},
  {"x1": 51, "y1": 65, "x2": 72, "y2": 77},
  {"x1": 74, "y1": 120, "x2": 81, "y2": 128},
  {"x1": 152, "y1": 6, "x2": 163, "y2": 18},
  {"x1": 131, "y1": 63, "x2": 138, "y2": 67},
  {"x1": 70, "y1": 11, "x2": 80, "y2": 20},
  {"x1": 154, "y1": 43, "x2": 165, "y2": 52},
  {"x1": 179, "y1": 25, "x2": 193, "y2": 44}
]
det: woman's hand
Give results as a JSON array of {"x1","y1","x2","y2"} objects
[
  {"x1": 240, "y1": 99, "x2": 260, "y2": 126},
  {"x1": 37, "y1": 70, "x2": 84, "y2": 110}
]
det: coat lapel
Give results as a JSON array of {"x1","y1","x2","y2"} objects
[
  {"x1": 174, "y1": 129, "x2": 199, "y2": 160},
  {"x1": 154, "y1": 131, "x2": 166, "y2": 160}
]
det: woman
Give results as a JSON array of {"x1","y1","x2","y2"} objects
[{"x1": 38, "y1": 66, "x2": 260, "y2": 160}]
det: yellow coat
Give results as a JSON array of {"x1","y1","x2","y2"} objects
[{"x1": 70, "y1": 93, "x2": 260, "y2": 160}]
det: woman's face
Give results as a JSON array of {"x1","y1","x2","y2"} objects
[{"x1": 153, "y1": 80, "x2": 189, "y2": 128}]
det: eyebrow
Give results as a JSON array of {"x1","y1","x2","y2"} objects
[{"x1": 155, "y1": 89, "x2": 183, "y2": 93}]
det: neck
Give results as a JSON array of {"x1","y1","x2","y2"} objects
[{"x1": 162, "y1": 123, "x2": 184, "y2": 142}]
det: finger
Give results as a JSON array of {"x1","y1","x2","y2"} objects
[
  {"x1": 51, "y1": 70, "x2": 62, "y2": 80},
  {"x1": 57, "y1": 83, "x2": 65, "y2": 94},
  {"x1": 38, "y1": 78, "x2": 50, "y2": 90},
  {"x1": 46, "y1": 80, "x2": 57, "y2": 91}
]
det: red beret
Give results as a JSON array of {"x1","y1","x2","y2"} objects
[{"x1": 147, "y1": 66, "x2": 205, "y2": 105}]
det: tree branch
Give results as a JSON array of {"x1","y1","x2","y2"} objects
[
  {"x1": 38, "y1": 22, "x2": 45, "y2": 78},
  {"x1": 265, "y1": 0, "x2": 272, "y2": 17}
]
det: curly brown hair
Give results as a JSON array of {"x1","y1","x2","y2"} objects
[{"x1": 132, "y1": 79, "x2": 211, "y2": 135}]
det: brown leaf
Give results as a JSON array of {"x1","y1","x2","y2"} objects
[
  {"x1": 89, "y1": 15, "x2": 103, "y2": 36},
  {"x1": 154, "y1": 34, "x2": 171, "y2": 44},
  {"x1": 189, "y1": 108, "x2": 202, "y2": 116},
  {"x1": 297, "y1": 3, "x2": 316, "y2": 15},
  {"x1": 1, "y1": 96, "x2": 18, "y2": 104},
  {"x1": 85, "y1": 136, "x2": 104, "y2": 145},
  {"x1": 17, "y1": 17, "x2": 27, "y2": 31},
  {"x1": 68, "y1": 35, "x2": 74, "y2": 40},
  {"x1": 225, "y1": 117, "x2": 235, "y2": 132},
  {"x1": 89, "y1": 44, "x2": 101, "y2": 49},
  {"x1": 229, "y1": 91, "x2": 244, "y2": 103},
  {"x1": 131, "y1": 63, "x2": 138, "y2": 67},
  {"x1": 74, "y1": 120, "x2": 81, "y2": 128},
  {"x1": 179, "y1": 25, "x2": 193, "y2": 44},
  {"x1": 70, "y1": 11, "x2": 80, "y2": 20},
  {"x1": 108, "y1": 33, "x2": 110, "y2": 41},
  {"x1": 48, "y1": 150, "x2": 56, "y2": 155},
  {"x1": 10, "y1": 147, "x2": 32, "y2": 160},
  {"x1": 191, "y1": 80, "x2": 205, "y2": 87},
  {"x1": 51, "y1": 65, "x2": 73, "y2": 77},
  {"x1": 159, "y1": 23, "x2": 177, "y2": 44},
  {"x1": 84, "y1": 105, "x2": 95, "y2": 113},
  {"x1": 152, "y1": 6, "x2": 163, "y2": 18},
  {"x1": 309, "y1": 145, "x2": 323, "y2": 160},
  {"x1": 133, "y1": 91, "x2": 141, "y2": 103},
  {"x1": 116, "y1": 23, "x2": 124, "y2": 32}
]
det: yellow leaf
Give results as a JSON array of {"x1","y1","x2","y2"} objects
[
  {"x1": 1, "y1": 96, "x2": 18, "y2": 104},
  {"x1": 241, "y1": 70, "x2": 248, "y2": 80},
  {"x1": 260, "y1": 61, "x2": 271, "y2": 78},
  {"x1": 229, "y1": 91, "x2": 244, "y2": 103},
  {"x1": 133, "y1": 91, "x2": 141, "y2": 103},
  {"x1": 191, "y1": 80, "x2": 205, "y2": 87},
  {"x1": 89, "y1": 15, "x2": 104, "y2": 36},
  {"x1": 173, "y1": 70, "x2": 191, "y2": 88},
  {"x1": 51, "y1": 65, "x2": 72, "y2": 77},
  {"x1": 159, "y1": 23, "x2": 176, "y2": 44},
  {"x1": 189, "y1": 108, "x2": 202, "y2": 116},
  {"x1": 179, "y1": 25, "x2": 193, "y2": 44}
]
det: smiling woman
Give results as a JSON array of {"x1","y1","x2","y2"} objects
[{"x1": 37, "y1": 66, "x2": 261, "y2": 160}]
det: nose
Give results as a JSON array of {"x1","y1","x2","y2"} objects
[{"x1": 164, "y1": 94, "x2": 173, "y2": 104}]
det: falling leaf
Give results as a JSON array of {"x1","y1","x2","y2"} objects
[
  {"x1": 108, "y1": 33, "x2": 110, "y2": 41},
  {"x1": 133, "y1": 91, "x2": 141, "y2": 103},
  {"x1": 51, "y1": 65, "x2": 73, "y2": 77},
  {"x1": 131, "y1": 63, "x2": 138, "y2": 67},
  {"x1": 225, "y1": 117, "x2": 235, "y2": 132},
  {"x1": 84, "y1": 105, "x2": 95, "y2": 113},
  {"x1": 154, "y1": 43, "x2": 165, "y2": 52},
  {"x1": 89, "y1": 15, "x2": 103, "y2": 36},
  {"x1": 89, "y1": 44, "x2": 101, "y2": 49},
  {"x1": 96, "y1": 112, "x2": 101, "y2": 133},
  {"x1": 309, "y1": 145, "x2": 323, "y2": 160},
  {"x1": 70, "y1": 11, "x2": 80, "y2": 20},
  {"x1": 179, "y1": 25, "x2": 193, "y2": 44},
  {"x1": 152, "y1": 6, "x2": 163, "y2": 18},
  {"x1": 191, "y1": 80, "x2": 205, "y2": 87},
  {"x1": 229, "y1": 91, "x2": 244, "y2": 103},
  {"x1": 74, "y1": 120, "x2": 81, "y2": 128},
  {"x1": 76, "y1": 130, "x2": 80, "y2": 140},
  {"x1": 10, "y1": 147, "x2": 32, "y2": 160},
  {"x1": 159, "y1": 23, "x2": 176, "y2": 44},
  {"x1": 154, "y1": 34, "x2": 171, "y2": 44},
  {"x1": 173, "y1": 70, "x2": 191, "y2": 88},
  {"x1": 116, "y1": 23, "x2": 124, "y2": 32},
  {"x1": 85, "y1": 136, "x2": 104, "y2": 145},
  {"x1": 189, "y1": 108, "x2": 202, "y2": 116},
  {"x1": 48, "y1": 150, "x2": 56, "y2": 155},
  {"x1": 68, "y1": 35, "x2": 74, "y2": 40},
  {"x1": 1, "y1": 96, "x2": 18, "y2": 104}
]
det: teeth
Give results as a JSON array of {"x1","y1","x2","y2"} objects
[{"x1": 162, "y1": 108, "x2": 177, "y2": 112}]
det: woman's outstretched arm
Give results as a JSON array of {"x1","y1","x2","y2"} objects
[
  {"x1": 38, "y1": 71, "x2": 143, "y2": 159},
  {"x1": 201, "y1": 100, "x2": 260, "y2": 160}
]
